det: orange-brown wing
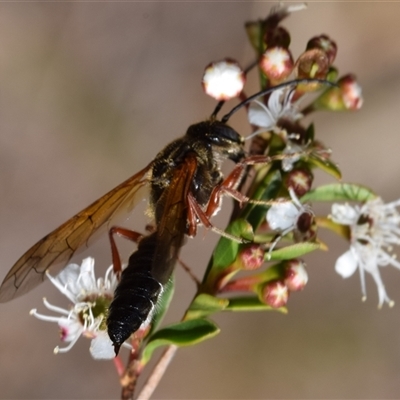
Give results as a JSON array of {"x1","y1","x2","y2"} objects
[
  {"x1": 152, "y1": 153, "x2": 198, "y2": 285},
  {"x1": 0, "y1": 164, "x2": 153, "y2": 303}
]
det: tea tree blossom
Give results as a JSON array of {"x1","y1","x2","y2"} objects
[
  {"x1": 30, "y1": 257, "x2": 120, "y2": 359},
  {"x1": 331, "y1": 198, "x2": 400, "y2": 307},
  {"x1": 247, "y1": 86, "x2": 302, "y2": 135},
  {"x1": 266, "y1": 187, "x2": 315, "y2": 254}
]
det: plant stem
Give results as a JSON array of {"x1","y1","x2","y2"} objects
[{"x1": 136, "y1": 345, "x2": 178, "y2": 400}]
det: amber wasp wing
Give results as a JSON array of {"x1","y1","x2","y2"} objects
[{"x1": 0, "y1": 164, "x2": 153, "y2": 303}]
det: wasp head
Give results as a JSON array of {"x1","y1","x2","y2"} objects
[{"x1": 186, "y1": 120, "x2": 245, "y2": 163}]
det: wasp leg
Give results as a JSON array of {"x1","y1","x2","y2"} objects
[
  {"x1": 177, "y1": 257, "x2": 201, "y2": 288},
  {"x1": 206, "y1": 152, "x2": 307, "y2": 216},
  {"x1": 187, "y1": 193, "x2": 248, "y2": 244},
  {"x1": 108, "y1": 227, "x2": 144, "y2": 276}
]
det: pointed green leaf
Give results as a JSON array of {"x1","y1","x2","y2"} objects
[
  {"x1": 316, "y1": 217, "x2": 351, "y2": 240},
  {"x1": 245, "y1": 20, "x2": 264, "y2": 54},
  {"x1": 149, "y1": 276, "x2": 175, "y2": 335},
  {"x1": 185, "y1": 293, "x2": 229, "y2": 320},
  {"x1": 206, "y1": 219, "x2": 254, "y2": 275},
  {"x1": 227, "y1": 296, "x2": 287, "y2": 313},
  {"x1": 266, "y1": 242, "x2": 321, "y2": 261},
  {"x1": 301, "y1": 183, "x2": 376, "y2": 203},
  {"x1": 308, "y1": 154, "x2": 342, "y2": 180},
  {"x1": 142, "y1": 319, "x2": 220, "y2": 365}
]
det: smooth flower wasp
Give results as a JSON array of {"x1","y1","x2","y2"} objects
[{"x1": 0, "y1": 78, "x2": 330, "y2": 354}]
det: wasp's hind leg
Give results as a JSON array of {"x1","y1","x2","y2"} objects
[{"x1": 108, "y1": 226, "x2": 144, "y2": 277}]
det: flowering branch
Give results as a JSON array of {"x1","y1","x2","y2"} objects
[{"x1": 27, "y1": 5, "x2": 400, "y2": 400}]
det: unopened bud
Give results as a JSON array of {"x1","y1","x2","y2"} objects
[
  {"x1": 239, "y1": 245, "x2": 265, "y2": 270},
  {"x1": 312, "y1": 74, "x2": 363, "y2": 111},
  {"x1": 307, "y1": 34, "x2": 337, "y2": 65},
  {"x1": 202, "y1": 59, "x2": 245, "y2": 101},
  {"x1": 264, "y1": 26, "x2": 291, "y2": 48},
  {"x1": 284, "y1": 259, "x2": 308, "y2": 291},
  {"x1": 261, "y1": 280, "x2": 289, "y2": 308},
  {"x1": 260, "y1": 47, "x2": 294, "y2": 82},
  {"x1": 338, "y1": 74, "x2": 363, "y2": 110},
  {"x1": 285, "y1": 168, "x2": 314, "y2": 197},
  {"x1": 294, "y1": 49, "x2": 329, "y2": 86}
]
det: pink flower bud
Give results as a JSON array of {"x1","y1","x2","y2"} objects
[
  {"x1": 264, "y1": 26, "x2": 291, "y2": 48},
  {"x1": 294, "y1": 49, "x2": 329, "y2": 83},
  {"x1": 260, "y1": 47, "x2": 294, "y2": 82},
  {"x1": 239, "y1": 245, "x2": 265, "y2": 270},
  {"x1": 284, "y1": 259, "x2": 308, "y2": 291},
  {"x1": 311, "y1": 74, "x2": 363, "y2": 111},
  {"x1": 338, "y1": 74, "x2": 363, "y2": 110},
  {"x1": 307, "y1": 34, "x2": 337, "y2": 65},
  {"x1": 285, "y1": 168, "x2": 314, "y2": 197},
  {"x1": 202, "y1": 59, "x2": 245, "y2": 101},
  {"x1": 261, "y1": 280, "x2": 289, "y2": 308}
]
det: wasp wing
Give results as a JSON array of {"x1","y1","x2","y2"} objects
[
  {"x1": 151, "y1": 154, "x2": 198, "y2": 285},
  {"x1": 0, "y1": 164, "x2": 153, "y2": 302}
]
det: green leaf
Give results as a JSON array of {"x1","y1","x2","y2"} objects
[
  {"x1": 301, "y1": 183, "x2": 377, "y2": 203},
  {"x1": 142, "y1": 319, "x2": 220, "y2": 365},
  {"x1": 316, "y1": 217, "x2": 351, "y2": 240},
  {"x1": 185, "y1": 293, "x2": 229, "y2": 320},
  {"x1": 226, "y1": 296, "x2": 287, "y2": 313},
  {"x1": 148, "y1": 276, "x2": 175, "y2": 335},
  {"x1": 242, "y1": 169, "x2": 283, "y2": 230},
  {"x1": 267, "y1": 242, "x2": 321, "y2": 261},
  {"x1": 205, "y1": 219, "x2": 254, "y2": 277},
  {"x1": 308, "y1": 154, "x2": 342, "y2": 180}
]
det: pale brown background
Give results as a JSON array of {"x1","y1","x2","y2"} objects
[{"x1": 1, "y1": 2, "x2": 400, "y2": 399}]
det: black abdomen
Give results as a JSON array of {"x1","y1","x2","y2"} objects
[{"x1": 107, "y1": 233, "x2": 162, "y2": 354}]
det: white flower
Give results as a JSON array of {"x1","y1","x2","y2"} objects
[
  {"x1": 266, "y1": 188, "x2": 315, "y2": 255},
  {"x1": 30, "y1": 257, "x2": 122, "y2": 359},
  {"x1": 247, "y1": 87, "x2": 302, "y2": 134},
  {"x1": 202, "y1": 59, "x2": 245, "y2": 101},
  {"x1": 331, "y1": 198, "x2": 400, "y2": 307}
]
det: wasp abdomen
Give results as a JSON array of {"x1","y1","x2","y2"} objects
[{"x1": 107, "y1": 233, "x2": 162, "y2": 353}]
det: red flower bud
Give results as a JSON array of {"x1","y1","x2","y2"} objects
[
  {"x1": 284, "y1": 259, "x2": 308, "y2": 291},
  {"x1": 285, "y1": 168, "x2": 314, "y2": 197},
  {"x1": 294, "y1": 49, "x2": 330, "y2": 83},
  {"x1": 260, "y1": 47, "x2": 294, "y2": 83},
  {"x1": 264, "y1": 26, "x2": 291, "y2": 48},
  {"x1": 307, "y1": 34, "x2": 337, "y2": 65},
  {"x1": 261, "y1": 280, "x2": 289, "y2": 308},
  {"x1": 338, "y1": 74, "x2": 363, "y2": 110},
  {"x1": 239, "y1": 245, "x2": 265, "y2": 270}
]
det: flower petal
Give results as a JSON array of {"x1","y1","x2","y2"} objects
[
  {"x1": 90, "y1": 332, "x2": 115, "y2": 360},
  {"x1": 267, "y1": 202, "x2": 299, "y2": 231},
  {"x1": 335, "y1": 249, "x2": 358, "y2": 278},
  {"x1": 331, "y1": 203, "x2": 359, "y2": 225},
  {"x1": 77, "y1": 257, "x2": 97, "y2": 292},
  {"x1": 248, "y1": 101, "x2": 274, "y2": 129}
]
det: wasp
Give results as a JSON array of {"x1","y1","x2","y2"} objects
[{"x1": 0, "y1": 78, "x2": 328, "y2": 354}]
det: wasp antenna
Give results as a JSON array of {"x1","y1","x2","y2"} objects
[
  {"x1": 210, "y1": 100, "x2": 225, "y2": 120},
  {"x1": 221, "y1": 78, "x2": 337, "y2": 124}
]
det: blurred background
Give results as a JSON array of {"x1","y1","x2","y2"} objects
[{"x1": 1, "y1": 2, "x2": 400, "y2": 399}]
